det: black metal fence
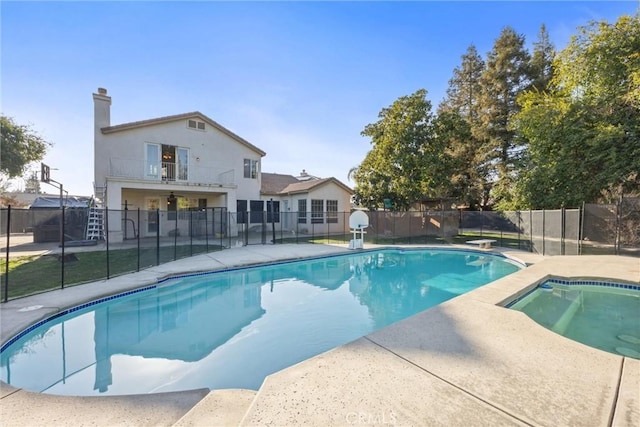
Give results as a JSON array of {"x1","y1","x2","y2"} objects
[{"x1": 1, "y1": 201, "x2": 638, "y2": 302}]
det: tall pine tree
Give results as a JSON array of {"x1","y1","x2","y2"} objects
[
  {"x1": 439, "y1": 45, "x2": 486, "y2": 208},
  {"x1": 478, "y1": 27, "x2": 531, "y2": 208},
  {"x1": 529, "y1": 24, "x2": 555, "y2": 92},
  {"x1": 441, "y1": 44, "x2": 485, "y2": 124}
]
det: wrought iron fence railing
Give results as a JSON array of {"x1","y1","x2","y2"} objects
[{"x1": 1, "y1": 201, "x2": 638, "y2": 301}]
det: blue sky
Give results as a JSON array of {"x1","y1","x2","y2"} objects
[{"x1": 2, "y1": 1, "x2": 637, "y2": 197}]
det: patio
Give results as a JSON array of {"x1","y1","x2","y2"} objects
[{"x1": 1, "y1": 244, "x2": 638, "y2": 426}]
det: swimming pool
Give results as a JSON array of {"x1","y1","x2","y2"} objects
[
  {"x1": 1, "y1": 249, "x2": 522, "y2": 396},
  {"x1": 507, "y1": 279, "x2": 640, "y2": 359}
]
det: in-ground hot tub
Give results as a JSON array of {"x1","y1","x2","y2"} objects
[{"x1": 507, "y1": 279, "x2": 640, "y2": 358}]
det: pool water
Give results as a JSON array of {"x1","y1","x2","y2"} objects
[
  {"x1": 1, "y1": 249, "x2": 521, "y2": 396},
  {"x1": 508, "y1": 281, "x2": 640, "y2": 359}
]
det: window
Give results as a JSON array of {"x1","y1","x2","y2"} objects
[
  {"x1": 188, "y1": 119, "x2": 206, "y2": 130},
  {"x1": 326, "y1": 200, "x2": 338, "y2": 223},
  {"x1": 178, "y1": 198, "x2": 200, "y2": 219},
  {"x1": 244, "y1": 159, "x2": 258, "y2": 179},
  {"x1": 237, "y1": 200, "x2": 248, "y2": 224},
  {"x1": 297, "y1": 199, "x2": 307, "y2": 224},
  {"x1": 250, "y1": 200, "x2": 264, "y2": 223},
  {"x1": 160, "y1": 145, "x2": 189, "y2": 181},
  {"x1": 146, "y1": 143, "x2": 160, "y2": 178},
  {"x1": 266, "y1": 200, "x2": 280, "y2": 223},
  {"x1": 177, "y1": 148, "x2": 189, "y2": 180},
  {"x1": 311, "y1": 199, "x2": 324, "y2": 224},
  {"x1": 167, "y1": 195, "x2": 177, "y2": 221}
]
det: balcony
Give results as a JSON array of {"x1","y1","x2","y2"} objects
[{"x1": 109, "y1": 158, "x2": 235, "y2": 186}]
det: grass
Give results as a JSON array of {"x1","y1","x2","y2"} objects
[
  {"x1": 0, "y1": 244, "x2": 222, "y2": 300},
  {"x1": 3, "y1": 234, "x2": 632, "y2": 301}
]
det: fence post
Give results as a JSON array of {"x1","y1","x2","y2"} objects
[
  {"x1": 561, "y1": 207, "x2": 566, "y2": 256},
  {"x1": 156, "y1": 208, "x2": 160, "y2": 266},
  {"x1": 529, "y1": 210, "x2": 533, "y2": 253},
  {"x1": 137, "y1": 208, "x2": 140, "y2": 272},
  {"x1": 579, "y1": 202, "x2": 585, "y2": 255},
  {"x1": 3, "y1": 205, "x2": 11, "y2": 302},
  {"x1": 61, "y1": 206, "x2": 65, "y2": 288},
  {"x1": 517, "y1": 210, "x2": 521, "y2": 250},
  {"x1": 441, "y1": 204, "x2": 445, "y2": 242},
  {"x1": 204, "y1": 208, "x2": 209, "y2": 252},
  {"x1": 105, "y1": 207, "x2": 110, "y2": 279},
  {"x1": 615, "y1": 195, "x2": 622, "y2": 255},
  {"x1": 244, "y1": 210, "x2": 249, "y2": 246},
  {"x1": 221, "y1": 209, "x2": 225, "y2": 248},
  {"x1": 189, "y1": 209, "x2": 193, "y2": 257},
  {"x1": 542, "y1": 209, "x2": 546, "y2": 256}
]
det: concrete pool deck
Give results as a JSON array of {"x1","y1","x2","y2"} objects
[{"x1": 1, "y1": 244, "x2": 638, "y2": 426}]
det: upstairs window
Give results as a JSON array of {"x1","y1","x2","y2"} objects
[
  {"x1": 187, "y1": 119, "x2": 206, "y2": 131},
  {"x1": 244, "y1": 159, "x2": 259, "y2": 179}
]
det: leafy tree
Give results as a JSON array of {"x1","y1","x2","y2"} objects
[
  {"x1": 478, "y1": 27, "x2": 532, "y2": 208},
  {"x1": 529, "y1": 24, "x2": 555, "y2": 92},
  {"x1": 433, "y1": 110, "x2": 485, "y2": 208},
  {"x1": 512, "y1": 15, "x2": 640, "y2": 208},
  {"x1": 0, "y1": 116, "x2": 51, "y2": 180},
  {"x1": 353, "y1": 89, "x2": 447, "y2": 210}
]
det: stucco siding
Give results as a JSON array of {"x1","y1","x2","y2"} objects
[{"x1": 96, "y1": 120, "x2": 260, "y2": 189}]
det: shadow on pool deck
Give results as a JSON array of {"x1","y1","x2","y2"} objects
[{"x1": 1, "y1": 244, "x2": 638, "y2": 426}]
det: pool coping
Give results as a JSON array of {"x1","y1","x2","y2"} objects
[
  {"x1": 1, "y1": 244, "x2": 639, "y2": 426},
  {"x1": 237, "y1": 250, "x2": 639, "y2": 426}
]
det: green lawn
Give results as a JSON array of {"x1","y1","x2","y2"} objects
[{"x1": 0, "y1": 244, "x2": 222, "y2": 300}]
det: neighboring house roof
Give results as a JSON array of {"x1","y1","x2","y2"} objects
[
  {"x1": 101, "y1": 111, "x2": 266, "y2": 156},
  {"x1": 261, "y1": 173, "x2": 354, "y2": 196},
  {"x1": 261, "y1": 173, "x2": 300, "y2": 195}
]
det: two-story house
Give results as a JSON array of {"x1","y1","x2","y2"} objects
[
  {"x1": 93, "y1": 88, "x2": 353, "y2": 243},
  {"x1": 93, "y1": 88, "x2": 265, "y2": 242}
]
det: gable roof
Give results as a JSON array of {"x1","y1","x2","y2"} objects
[
  {"x1": 261, "y1": 173, "x2": 353, "y2": 196},
  {"x1": 101, "y1": 111, "x2": 266, "y2": 156}
]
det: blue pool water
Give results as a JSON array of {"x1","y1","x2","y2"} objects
[
  {"x1": 508, "y1": 280, "x2": 640, "y2": 359},
  {"x1": 1, "y1": 249, "x2": 521, "y2": 396}
]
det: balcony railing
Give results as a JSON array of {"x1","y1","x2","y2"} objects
[{"x1": 109, "y1": 158, "x2": 235, "y2": 185}]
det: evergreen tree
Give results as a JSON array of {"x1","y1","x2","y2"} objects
[
  {"x1": 441, "y1": 44, "x2": 485, "y2": 124},
  {"x1": 24, "y1": 170, "x2": 41, "y2": 194},
  {"x1": 439, "y1": 45, "x2": 487, "y2": 208},
  {"x1": 478, "y1": 27, "x2": 531, "y2": 208},
  {"x1": 529, "y1": 24, "x2": 555, "y2": 92}
]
